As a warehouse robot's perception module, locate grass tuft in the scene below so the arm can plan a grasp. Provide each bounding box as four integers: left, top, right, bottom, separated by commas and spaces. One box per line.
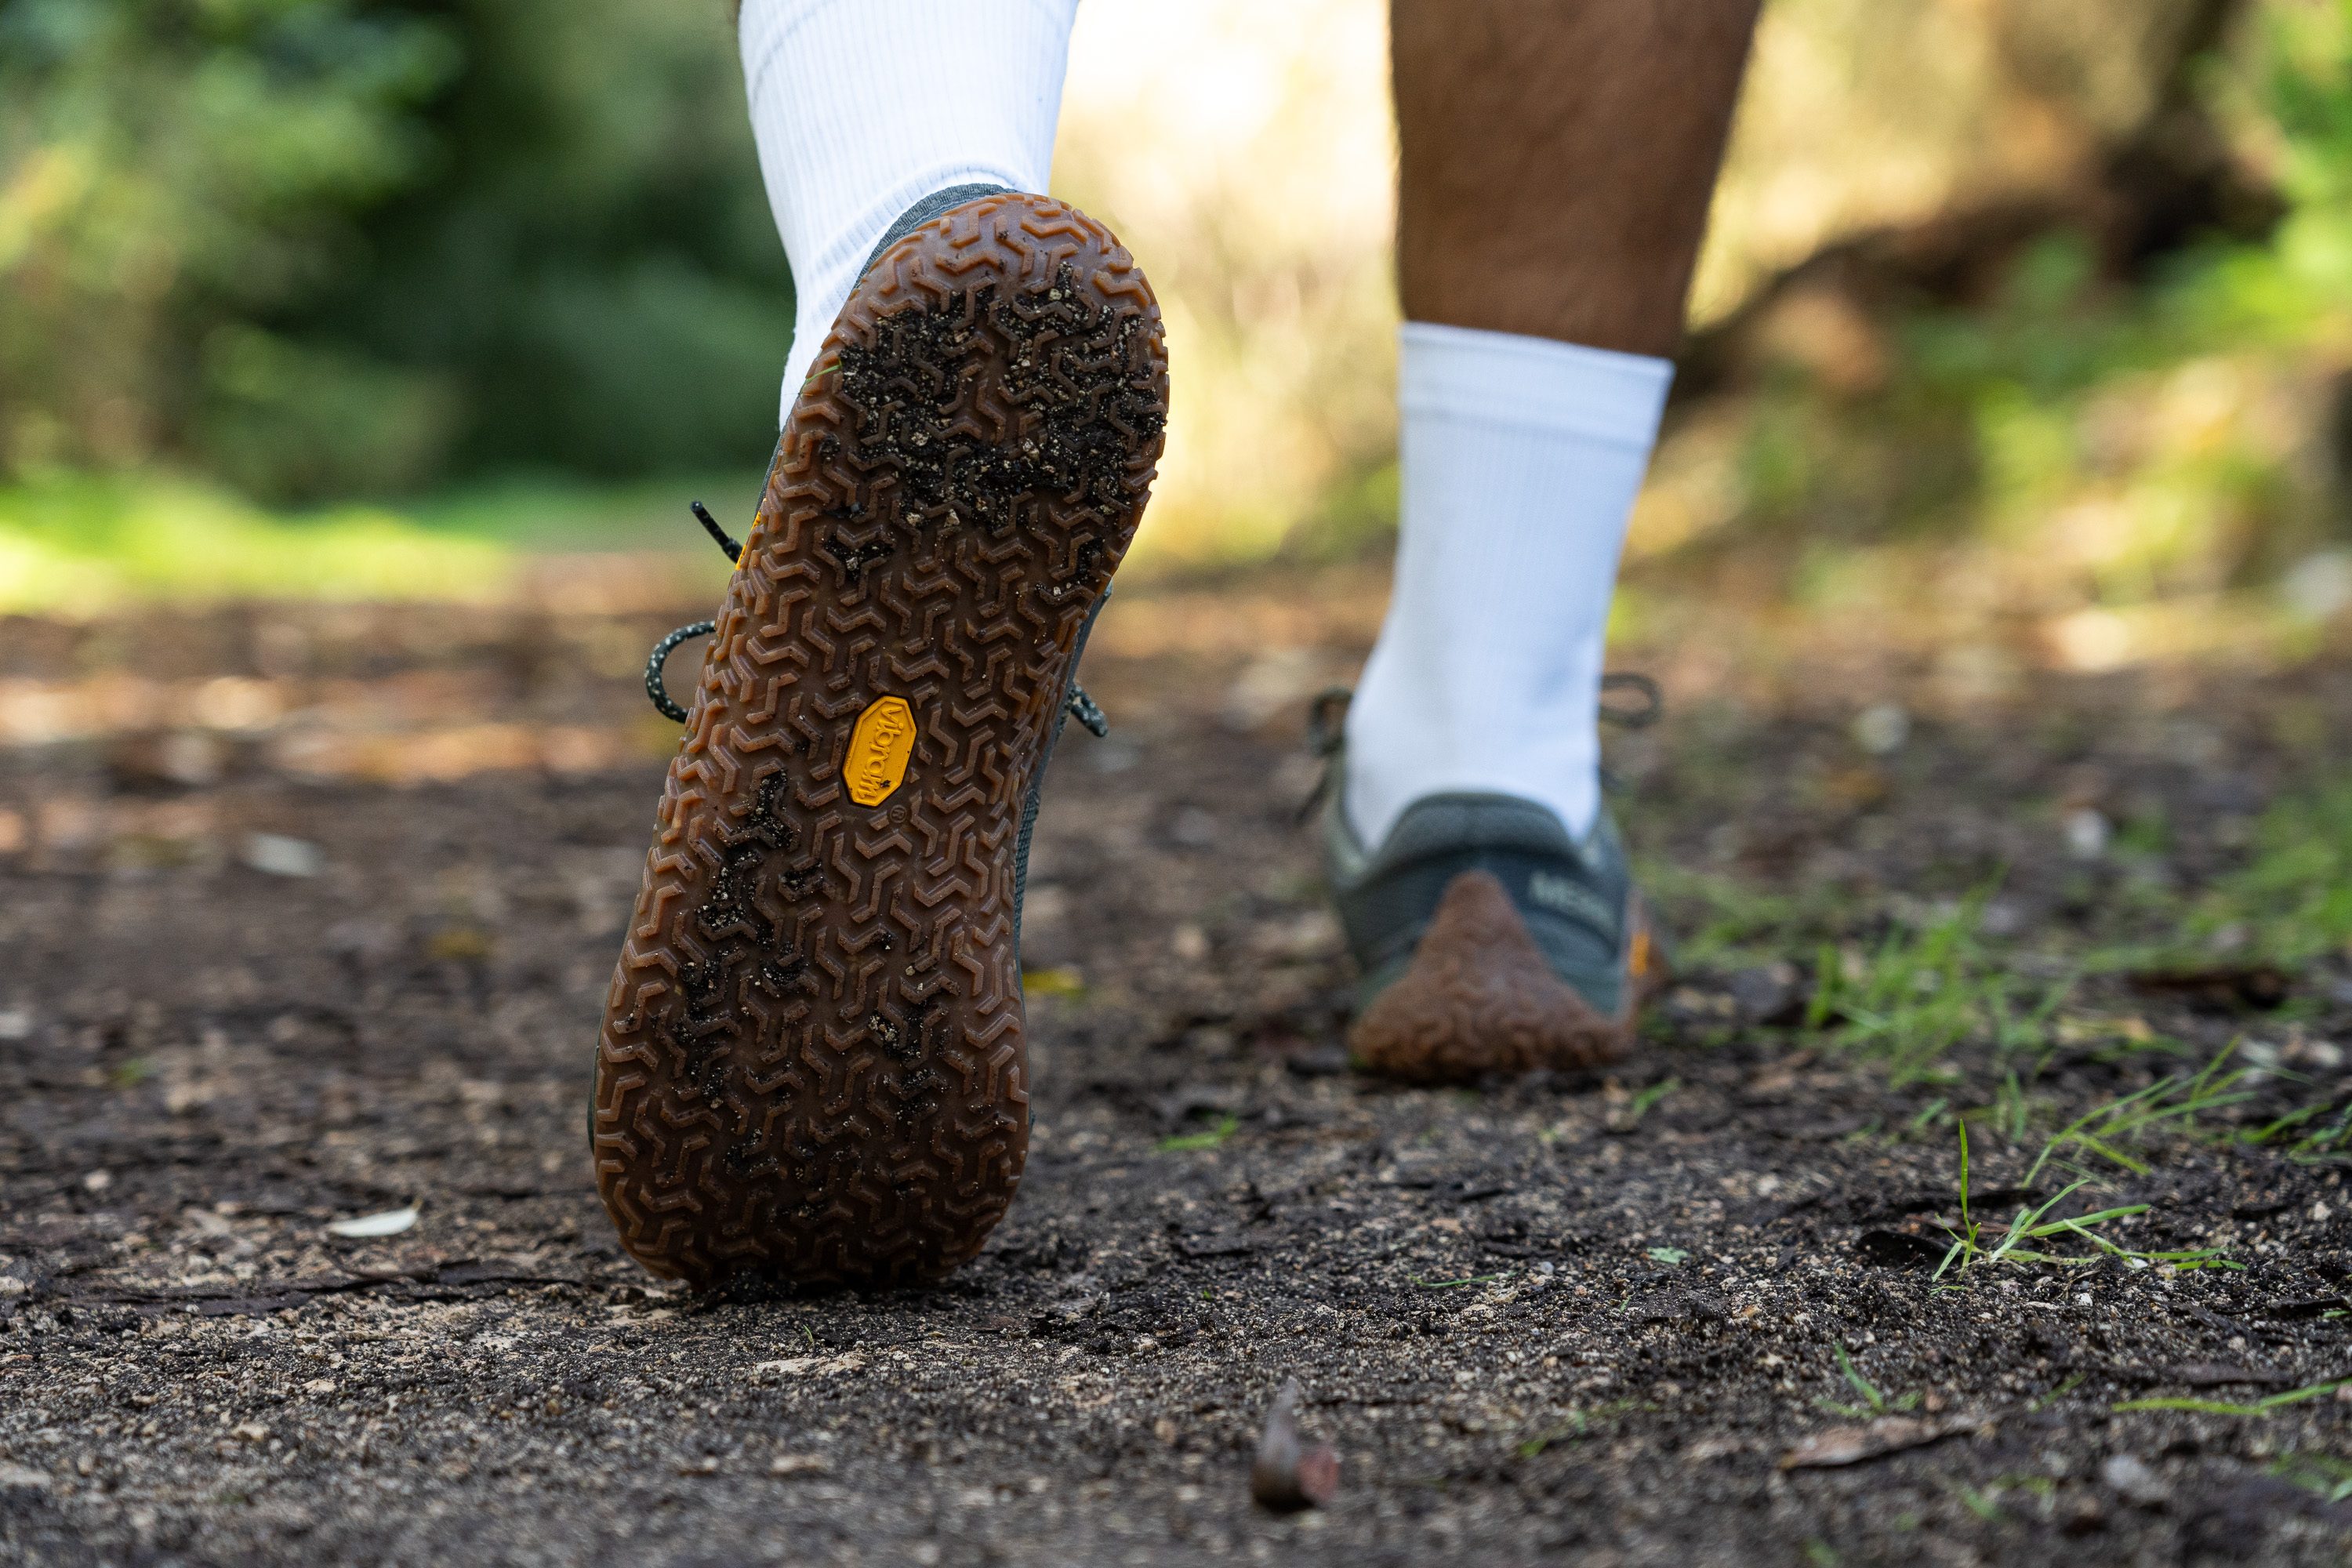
1815, 1343, 1921, 1418
1933, 1116, 2239, 1279
2271, 1453, 2352, 1503
1155, 1115, 1239, 1153
1802, 890, 2072, 1086
1410, 1272, 1508, 1290
1625, 1077, 1682, 1123
1515, 1399, 1639, 1458
2026, 1046, 2257, 1184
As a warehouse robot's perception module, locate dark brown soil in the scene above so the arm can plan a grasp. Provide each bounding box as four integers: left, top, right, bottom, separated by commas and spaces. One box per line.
3, 579, 2350, 1566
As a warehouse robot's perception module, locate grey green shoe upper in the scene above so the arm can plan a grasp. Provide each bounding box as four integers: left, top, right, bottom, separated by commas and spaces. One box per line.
858, 182, 1009, 275
1322, 771, 1639, 1019
1013, 584, 1109, 958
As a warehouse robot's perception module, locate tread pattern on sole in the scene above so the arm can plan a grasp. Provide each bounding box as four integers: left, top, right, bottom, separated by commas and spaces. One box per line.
593, 194, 1167, 1288
1348, 869, 1635, 1083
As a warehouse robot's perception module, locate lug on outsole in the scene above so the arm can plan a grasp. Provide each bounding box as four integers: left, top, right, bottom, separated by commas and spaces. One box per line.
593, 194, 1167, 1290
1347, 870, 1636, 1084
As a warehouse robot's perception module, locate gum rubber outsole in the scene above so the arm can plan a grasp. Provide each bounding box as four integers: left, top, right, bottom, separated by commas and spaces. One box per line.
592, 194, 1167, 1290
1345, 870, 1650, 1083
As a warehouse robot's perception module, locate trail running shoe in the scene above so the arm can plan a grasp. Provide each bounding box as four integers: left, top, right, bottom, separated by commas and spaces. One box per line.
1320, 767, 1660, 1083
593, 189, 1167, 1289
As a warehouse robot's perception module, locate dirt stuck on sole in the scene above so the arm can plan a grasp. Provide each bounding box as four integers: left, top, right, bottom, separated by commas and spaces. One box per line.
592, 192, 1168, 1289
1347, 868, 1635, 1081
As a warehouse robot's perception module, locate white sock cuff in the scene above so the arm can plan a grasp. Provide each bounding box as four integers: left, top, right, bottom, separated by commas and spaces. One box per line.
740, 0, 1079, 115
806, 163, 1027, 282
1398, 321, 1674, 450
741, 0, 1077, 422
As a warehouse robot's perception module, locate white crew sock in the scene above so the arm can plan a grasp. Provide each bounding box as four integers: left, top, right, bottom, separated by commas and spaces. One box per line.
1344, 321, 1674, 849
738, 0, 1078, 423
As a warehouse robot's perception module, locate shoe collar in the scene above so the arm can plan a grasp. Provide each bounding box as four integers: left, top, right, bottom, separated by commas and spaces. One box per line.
1321, 757, 1619, 887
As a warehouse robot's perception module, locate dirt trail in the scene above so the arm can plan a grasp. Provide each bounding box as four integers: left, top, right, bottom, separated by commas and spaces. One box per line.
2, 583, 2350, 1565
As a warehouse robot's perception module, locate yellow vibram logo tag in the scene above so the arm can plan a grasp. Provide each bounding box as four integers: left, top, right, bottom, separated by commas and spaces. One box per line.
845, 695, 916, 806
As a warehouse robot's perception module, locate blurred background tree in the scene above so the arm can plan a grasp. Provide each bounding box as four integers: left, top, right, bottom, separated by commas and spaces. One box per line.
1631, 0, 2352, 643
0, 0, 2347, 639
0, 0, 789, 503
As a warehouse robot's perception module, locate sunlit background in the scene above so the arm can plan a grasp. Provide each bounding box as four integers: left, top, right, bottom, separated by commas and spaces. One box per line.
3, 0, 2349, 670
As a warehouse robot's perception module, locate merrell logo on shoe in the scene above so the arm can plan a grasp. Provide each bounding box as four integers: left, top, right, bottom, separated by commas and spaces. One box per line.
845, 696, 916, 806
1527, 869, 1613, 931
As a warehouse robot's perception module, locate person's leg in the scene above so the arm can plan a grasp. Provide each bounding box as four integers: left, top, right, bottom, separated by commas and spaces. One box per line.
738, 0, 1079, 419
1332, 0, 1759, 1081
1344, 0, 1760, 851
1393, 0, 1761, 357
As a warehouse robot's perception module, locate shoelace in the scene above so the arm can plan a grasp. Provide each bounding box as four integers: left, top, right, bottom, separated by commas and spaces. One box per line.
1295, 673, 1664, 822
642, 502, 1108, 737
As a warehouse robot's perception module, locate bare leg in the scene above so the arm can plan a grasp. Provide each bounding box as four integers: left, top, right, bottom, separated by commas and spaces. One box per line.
1392, 0, 1761, 355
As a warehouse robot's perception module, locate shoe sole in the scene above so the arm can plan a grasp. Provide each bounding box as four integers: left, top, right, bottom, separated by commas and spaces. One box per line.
1346, 869, 1652, 1083
592, 193, 1167, 1289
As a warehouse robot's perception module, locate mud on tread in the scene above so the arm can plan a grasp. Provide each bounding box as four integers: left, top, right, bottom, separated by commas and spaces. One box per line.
1346, 871, 1635, 1085
593, 194, 1167, 1289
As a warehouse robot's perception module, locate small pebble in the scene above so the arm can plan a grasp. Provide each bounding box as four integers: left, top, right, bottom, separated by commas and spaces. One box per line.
242, 833, 323, 879
2102, 1453, 2167, 1506
1852, 702, 1909, 756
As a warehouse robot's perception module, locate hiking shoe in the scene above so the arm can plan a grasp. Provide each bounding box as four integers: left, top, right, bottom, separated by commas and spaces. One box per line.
1321, 772, 1660, 1083
593, 189, 1167, 1290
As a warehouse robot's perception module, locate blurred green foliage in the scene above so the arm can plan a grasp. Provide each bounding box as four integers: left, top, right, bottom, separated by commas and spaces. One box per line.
1651, 0, 2352, 612
2190, 777, 2352, 964
0, 465, 768, 609
2, 0, 2348, 608
0, 0, 791, 502
0, 469, 510, 602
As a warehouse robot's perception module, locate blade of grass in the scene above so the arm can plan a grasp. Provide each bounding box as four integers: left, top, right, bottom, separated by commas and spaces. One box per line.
2114, 1377, 2351, 1416
1832, 1343, 1887, 1416
1984, 1180, 2094, 1265
1156, 1114, 1238, 1152
1935, 1120, 1980, 1281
